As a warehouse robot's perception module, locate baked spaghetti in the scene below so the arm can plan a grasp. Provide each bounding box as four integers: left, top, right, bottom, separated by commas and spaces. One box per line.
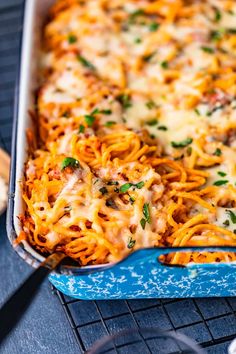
20, 0, 236, 266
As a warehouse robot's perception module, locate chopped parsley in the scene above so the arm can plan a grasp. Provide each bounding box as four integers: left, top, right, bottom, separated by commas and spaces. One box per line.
84, 107, 107, 126
77, 55, 95, 70
61, 157, 80, 170
68, 34, 77, 44
105, 121, 116, 127
136, 181, 145, 189
161, 60, 169, 69
213, 148, 222, 156
226, 210, 236, 224
134, 38, 142, 44
213, 180, 228, 186
214, 7, 221, 22
223, 220, 230, 227
143, 52, 156, 62
146, 118, 158, 126
140, 218, 146, 230
127, 236, 136, 249
217, 171, 227, 177
129, 9, 144, 19
210, 30, 223, 41
171, 138, 193, 149
100, 109, 112, 115
157, 125, 167, 131
85, 114, 95, 126
62, 111, 69, 118
194, 108, 200, 116
117, 94, 132, 109
201, 46, 214, 54
146, 100, 157, 109
129, 196, 135, 204
107, 181, 119, 186
143, 203, 151, 224
99, 187, 108, 195
149, 22, 159, 32
78, 124, 85, 133
227, 28, 236, 34
120, 181, 145, 193
120, 183, 133, 193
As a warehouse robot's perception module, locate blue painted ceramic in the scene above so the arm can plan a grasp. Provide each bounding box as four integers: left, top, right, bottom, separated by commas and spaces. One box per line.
48, 247, 236, 299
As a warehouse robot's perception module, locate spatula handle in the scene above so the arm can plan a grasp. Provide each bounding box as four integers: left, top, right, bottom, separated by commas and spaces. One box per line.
0, 252, 65, 345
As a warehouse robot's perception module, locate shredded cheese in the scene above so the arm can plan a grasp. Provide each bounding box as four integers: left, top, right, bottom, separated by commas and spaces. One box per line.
20, 0, 236, 266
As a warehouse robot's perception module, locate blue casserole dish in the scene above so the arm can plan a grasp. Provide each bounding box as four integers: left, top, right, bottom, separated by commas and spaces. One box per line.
7, 0, 236, 300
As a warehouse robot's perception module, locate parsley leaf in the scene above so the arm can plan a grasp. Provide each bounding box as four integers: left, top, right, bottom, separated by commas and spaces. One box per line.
78, 124, 85, 133
157, 125, 167, 131
146, 118, 158, 126
77, 55, 95, 70
105, 121, 116, 127
99, 187, 108, 195
146, 100, 157, 109
134, 37, 142, 44
213, 148, 222, 156
171, 138, 193, 148
85, 114, 95, 126
120, 183, 133, 193
143, 52, 156, 62
143, 203, 151, 223
217, 171, 227, 177
201, 46, 214, 54
149, 22, 159, 32
61, 157, 80, 170
223, 220, 230, 226
226, 210, 236, 223
101, 109, 112, 115
161, 60, 169, 69
117, 94, 132, 109
68, 34, 77, 44
213, 180, 228, 186
127, 236, 136, 249
140, 218, 146, 230
135, 181, 145, 189
214, 7, 221, 22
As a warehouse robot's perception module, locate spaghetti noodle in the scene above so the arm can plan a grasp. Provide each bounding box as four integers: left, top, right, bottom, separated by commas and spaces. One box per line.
20, 0, 236, 265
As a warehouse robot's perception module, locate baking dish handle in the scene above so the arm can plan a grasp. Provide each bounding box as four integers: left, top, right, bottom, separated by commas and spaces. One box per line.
119, 246, 236, 270
60, 246, 236, 275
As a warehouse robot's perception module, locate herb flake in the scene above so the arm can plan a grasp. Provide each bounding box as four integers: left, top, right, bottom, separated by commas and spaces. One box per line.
171, 138, 193, 149
146, 118, 158, 126
143, 203, 151, 223
85, 114, 95, 126
140, 218, 146, 230
217, 171, 227, 177
78, 124, 85, 133
127, 236, 136, 249
68, 34, 77, 44
149, 22, 159, 32
99, 187, 108, 195
213, 180, 228, 186
201, 46, 214, 54
214, 148, 222, 156
226, 210, 236, 224
61, 157, 80, 170
77, 55, 95, 70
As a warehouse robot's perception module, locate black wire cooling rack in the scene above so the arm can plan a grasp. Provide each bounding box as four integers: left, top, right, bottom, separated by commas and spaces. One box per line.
0, 1, 236, 353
